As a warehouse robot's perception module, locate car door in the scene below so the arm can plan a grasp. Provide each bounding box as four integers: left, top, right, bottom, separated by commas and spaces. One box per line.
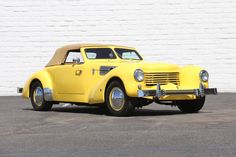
50, 49, 86, 96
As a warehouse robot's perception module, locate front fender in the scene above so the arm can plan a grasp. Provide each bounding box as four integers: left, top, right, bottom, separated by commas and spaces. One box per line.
22, 70, 53, 99
179, 65, 209, 89
88, 66, 139, 104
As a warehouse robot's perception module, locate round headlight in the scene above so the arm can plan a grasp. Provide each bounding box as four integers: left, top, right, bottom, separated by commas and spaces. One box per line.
134, 69, 144, 82
200, 70, 209, 82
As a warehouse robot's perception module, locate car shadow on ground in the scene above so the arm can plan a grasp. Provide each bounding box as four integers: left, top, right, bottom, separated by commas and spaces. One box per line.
133, 109, 184, 116
23, 106, 206, 116
48, 106, 185, 116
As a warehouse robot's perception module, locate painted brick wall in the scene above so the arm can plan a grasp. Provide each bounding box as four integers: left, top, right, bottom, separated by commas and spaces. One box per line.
0, 0, 236, 96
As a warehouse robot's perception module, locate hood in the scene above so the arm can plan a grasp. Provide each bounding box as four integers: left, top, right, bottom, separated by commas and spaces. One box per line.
119, 60, 180, 72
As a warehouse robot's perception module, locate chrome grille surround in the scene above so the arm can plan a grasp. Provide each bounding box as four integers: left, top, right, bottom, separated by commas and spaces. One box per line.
144, 72, 180, 86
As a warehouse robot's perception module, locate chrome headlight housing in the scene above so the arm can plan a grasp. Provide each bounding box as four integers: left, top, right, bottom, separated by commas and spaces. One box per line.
200, 70, 209, 82
134, 69, 144, 82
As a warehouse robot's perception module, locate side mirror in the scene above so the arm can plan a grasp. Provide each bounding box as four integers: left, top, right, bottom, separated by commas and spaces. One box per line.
72, 57, 80, 64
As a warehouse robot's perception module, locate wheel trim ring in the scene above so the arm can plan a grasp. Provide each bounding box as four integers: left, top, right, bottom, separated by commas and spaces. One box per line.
33, 87, 44, 106
109, 87, 125, 111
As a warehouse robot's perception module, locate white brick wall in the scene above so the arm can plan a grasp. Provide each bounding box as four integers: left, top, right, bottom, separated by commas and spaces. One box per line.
1, 0, 236, 95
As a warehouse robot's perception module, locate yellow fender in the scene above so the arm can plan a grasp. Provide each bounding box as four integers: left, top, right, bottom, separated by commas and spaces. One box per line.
179, 65, 209, 89
88, 65, 139, 104
22, 70, 53, 99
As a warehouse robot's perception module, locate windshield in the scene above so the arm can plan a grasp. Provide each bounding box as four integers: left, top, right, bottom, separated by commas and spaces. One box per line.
115, 48, 142, 60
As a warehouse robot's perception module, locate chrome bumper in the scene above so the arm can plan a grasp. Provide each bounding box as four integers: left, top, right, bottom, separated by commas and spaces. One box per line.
17, 87, 23, 93
16, 87, 53, 101
138, 83, 217, 98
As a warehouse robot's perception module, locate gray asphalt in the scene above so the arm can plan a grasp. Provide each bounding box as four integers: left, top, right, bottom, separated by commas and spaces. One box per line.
0, 93, 236, 157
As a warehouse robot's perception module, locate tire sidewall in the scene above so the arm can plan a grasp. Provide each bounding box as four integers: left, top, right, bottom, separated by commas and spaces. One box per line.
177, 97, 205, 113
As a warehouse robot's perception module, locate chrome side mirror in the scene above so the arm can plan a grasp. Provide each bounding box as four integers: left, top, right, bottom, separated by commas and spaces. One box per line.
72, 57, 80, 64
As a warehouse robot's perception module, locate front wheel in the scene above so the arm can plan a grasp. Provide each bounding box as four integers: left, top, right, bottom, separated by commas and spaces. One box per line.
105, 81, 134, 116
30, 81, 53, 111
177, 97, 205, 113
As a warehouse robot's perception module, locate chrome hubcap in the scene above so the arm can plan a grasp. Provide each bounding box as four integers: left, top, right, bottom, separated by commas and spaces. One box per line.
109, 87, 125, 111
33, 87, 43, 106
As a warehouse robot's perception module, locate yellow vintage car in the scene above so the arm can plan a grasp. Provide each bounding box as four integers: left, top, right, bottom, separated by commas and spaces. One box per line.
18, 44, 217, 116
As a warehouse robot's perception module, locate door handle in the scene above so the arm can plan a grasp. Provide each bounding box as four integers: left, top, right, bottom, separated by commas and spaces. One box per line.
75, 70, 82, 76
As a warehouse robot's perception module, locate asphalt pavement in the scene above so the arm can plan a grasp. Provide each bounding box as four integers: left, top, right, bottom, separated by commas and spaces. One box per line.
0, 93, 236, 157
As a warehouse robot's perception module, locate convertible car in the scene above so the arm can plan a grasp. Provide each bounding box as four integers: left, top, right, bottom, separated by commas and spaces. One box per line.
18, 44, 217, 116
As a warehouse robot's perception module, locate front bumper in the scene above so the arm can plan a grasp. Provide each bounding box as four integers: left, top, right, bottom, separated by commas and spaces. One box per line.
138, 83, 217, 98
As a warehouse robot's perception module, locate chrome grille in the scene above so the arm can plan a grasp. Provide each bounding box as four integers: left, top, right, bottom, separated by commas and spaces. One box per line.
144, 72, 180, 86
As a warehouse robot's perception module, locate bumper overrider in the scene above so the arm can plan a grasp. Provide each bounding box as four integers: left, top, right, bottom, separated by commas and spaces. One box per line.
17, 87, 23, 93
138, 83, 217, 98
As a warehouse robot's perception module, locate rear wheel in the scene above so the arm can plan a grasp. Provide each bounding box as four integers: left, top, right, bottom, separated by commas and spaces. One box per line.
177, 97, 205, 113
105, 81, 134, 116
30, 81, 53, 111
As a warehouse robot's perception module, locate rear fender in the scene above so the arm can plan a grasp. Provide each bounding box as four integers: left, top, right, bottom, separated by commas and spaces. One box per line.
22, 70, 53, 100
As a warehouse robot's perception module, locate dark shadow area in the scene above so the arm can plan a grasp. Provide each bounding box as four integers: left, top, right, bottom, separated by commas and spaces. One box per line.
49, 106, 186, 117
133, 108, 183, 116
22, 106, 106, 115
22, 106, 210, 117
52, 106, 107, 115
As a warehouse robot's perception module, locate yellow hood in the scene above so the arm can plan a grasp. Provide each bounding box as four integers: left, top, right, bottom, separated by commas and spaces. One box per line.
119, 61, 180, 72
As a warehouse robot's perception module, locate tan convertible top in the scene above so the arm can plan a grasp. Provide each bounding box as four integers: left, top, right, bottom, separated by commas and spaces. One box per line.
47, 44, 107, 67
46, 43, 135, 67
